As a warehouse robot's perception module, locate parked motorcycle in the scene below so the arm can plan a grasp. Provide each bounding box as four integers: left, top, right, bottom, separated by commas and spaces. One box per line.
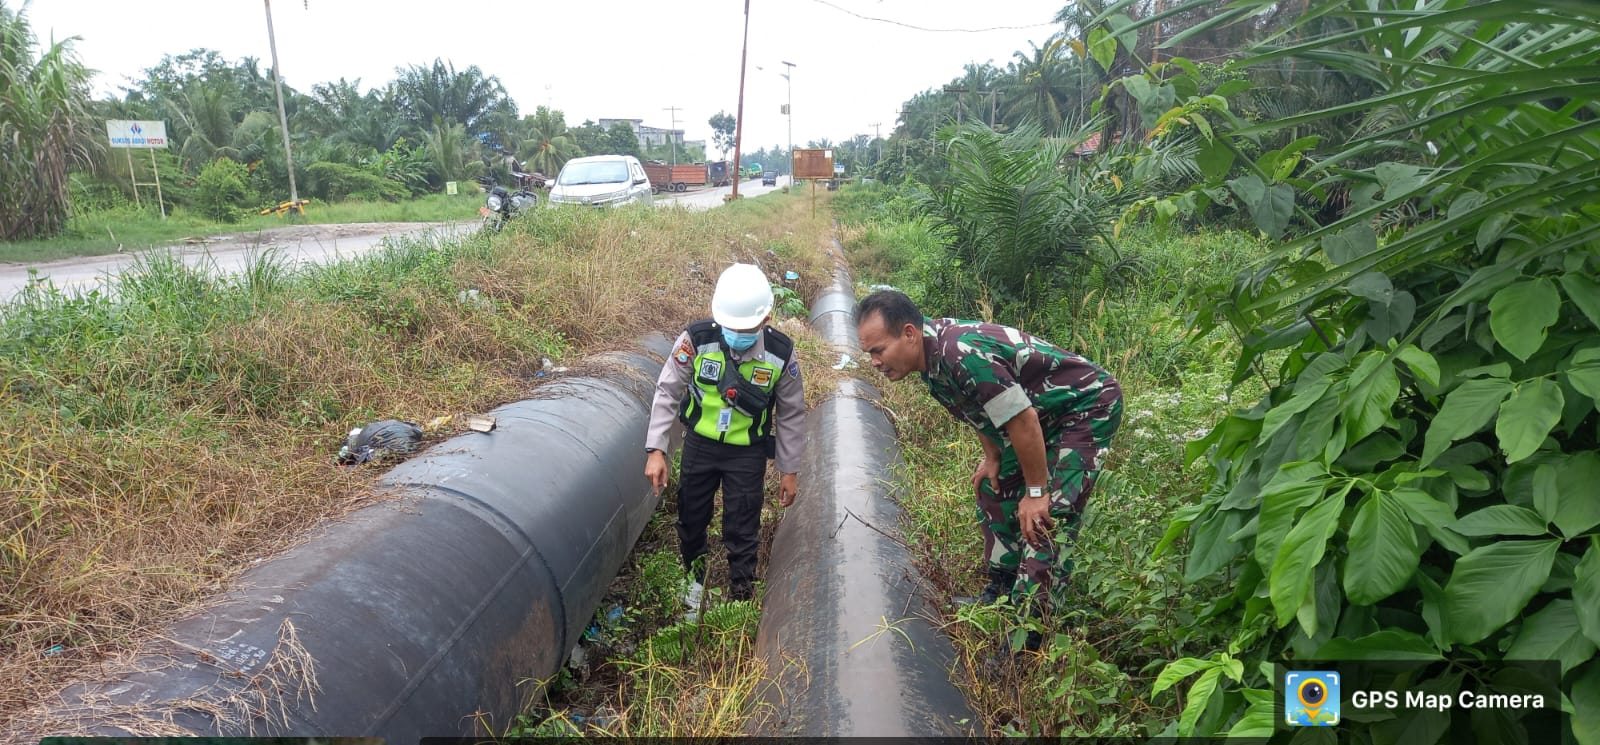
478, 175, 540, 232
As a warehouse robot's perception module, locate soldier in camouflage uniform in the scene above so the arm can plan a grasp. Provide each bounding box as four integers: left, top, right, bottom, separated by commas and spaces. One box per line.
855, 290, 1122, 652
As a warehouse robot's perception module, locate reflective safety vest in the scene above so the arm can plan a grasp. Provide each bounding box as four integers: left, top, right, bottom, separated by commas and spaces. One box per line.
677, 318, 794, 447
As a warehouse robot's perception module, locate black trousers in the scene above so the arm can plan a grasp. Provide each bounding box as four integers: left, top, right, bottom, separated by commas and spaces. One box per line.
677, 432, 768, 596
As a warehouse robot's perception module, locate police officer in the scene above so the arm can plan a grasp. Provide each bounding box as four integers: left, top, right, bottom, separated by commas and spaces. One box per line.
855, 290, 1122, 653
645, 263, 806, 618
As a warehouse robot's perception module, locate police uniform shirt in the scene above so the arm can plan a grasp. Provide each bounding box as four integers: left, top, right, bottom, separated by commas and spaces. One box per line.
645, 329, 806, 474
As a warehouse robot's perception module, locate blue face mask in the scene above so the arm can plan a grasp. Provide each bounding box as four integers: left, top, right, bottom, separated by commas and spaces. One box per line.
722, 328, 761, 351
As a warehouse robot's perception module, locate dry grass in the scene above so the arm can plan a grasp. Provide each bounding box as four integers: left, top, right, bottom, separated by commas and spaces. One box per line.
0, 191, 838, 734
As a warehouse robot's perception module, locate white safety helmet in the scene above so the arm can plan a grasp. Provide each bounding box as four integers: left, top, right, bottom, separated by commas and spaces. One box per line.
711, 263, 774, 330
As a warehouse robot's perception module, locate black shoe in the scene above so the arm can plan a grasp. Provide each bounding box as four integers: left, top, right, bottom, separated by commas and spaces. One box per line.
730, 582, 754, 602
977, 567, 1013, 605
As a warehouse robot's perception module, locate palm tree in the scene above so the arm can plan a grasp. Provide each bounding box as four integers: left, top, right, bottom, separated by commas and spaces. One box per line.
391, 59, 514, 141
0, 1, 96, 240
515, 106, 582, 175
1003, 35, 1080, 135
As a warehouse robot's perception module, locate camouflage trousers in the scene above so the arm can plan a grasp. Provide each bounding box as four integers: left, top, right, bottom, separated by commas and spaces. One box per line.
975, 400, 1122, 614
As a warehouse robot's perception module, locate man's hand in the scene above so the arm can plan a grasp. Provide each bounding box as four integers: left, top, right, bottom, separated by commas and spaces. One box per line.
1018, 496, 1055, 547
645, 450, 669, 494
779, 472, 799, 507
971, 454, 1001, 499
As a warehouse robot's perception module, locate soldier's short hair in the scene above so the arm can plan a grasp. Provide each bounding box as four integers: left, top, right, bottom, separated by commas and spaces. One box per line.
857, 290, 924, 333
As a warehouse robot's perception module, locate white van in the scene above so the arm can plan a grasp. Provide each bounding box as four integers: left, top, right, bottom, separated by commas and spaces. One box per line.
548, 155, 654, 208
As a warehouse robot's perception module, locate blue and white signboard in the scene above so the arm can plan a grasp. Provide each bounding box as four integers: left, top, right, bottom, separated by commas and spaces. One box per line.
105, 120, 168, 149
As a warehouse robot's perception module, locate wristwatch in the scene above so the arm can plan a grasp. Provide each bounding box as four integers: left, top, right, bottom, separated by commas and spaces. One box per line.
1025, 486, 1045, 499
645, 447, 662, 455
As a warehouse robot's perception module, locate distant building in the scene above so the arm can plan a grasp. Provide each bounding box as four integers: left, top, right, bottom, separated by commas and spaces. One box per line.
598, 118, 687, 149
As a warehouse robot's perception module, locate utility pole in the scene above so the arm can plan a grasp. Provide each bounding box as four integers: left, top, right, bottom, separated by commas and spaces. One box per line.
782, 61, 796, 177
897, 109, 911, 161
263, 0, 300, 214
870, 121, 881, 164
732, 0, 751, 199
663, 106, 681, 166
943, 85, 968, 124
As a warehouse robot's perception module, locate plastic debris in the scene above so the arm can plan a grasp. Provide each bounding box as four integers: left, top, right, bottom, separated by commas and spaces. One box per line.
337, 419, 424, 465
467, 414, 496, 433
832, 353, 859, 370
868, 284, 900, 292
43, 645, 63, 657
784, 270, 799, 281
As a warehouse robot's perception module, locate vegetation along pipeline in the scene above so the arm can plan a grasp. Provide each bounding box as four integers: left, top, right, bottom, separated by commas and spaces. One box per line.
749, 247, 977, 736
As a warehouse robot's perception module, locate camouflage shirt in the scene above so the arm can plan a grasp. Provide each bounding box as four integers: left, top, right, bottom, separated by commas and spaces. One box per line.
920, 318, 1120, 445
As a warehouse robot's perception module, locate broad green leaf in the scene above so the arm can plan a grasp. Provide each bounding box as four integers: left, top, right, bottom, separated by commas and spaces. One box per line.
1196, 139, 1234, 181
1533, 464, 1560, 526
1348, 272, 1395, 306
1448, 505, 1550, 537
1314, 629, 1441, 661
1395, 345, 1440, 388
1214, 79, 1253, 98
1374, 161, 1425, 199
1576, 545, 1600, 648
1225, 688, 1275, 737
1366, 290, 1416, 345
1259, 379, 1332, 444
1345, 491, 1422, 605
1177, 667, 1222, 737
1227, 174, 1266, 212
1506, 599, 1596, 676
1344, 356, 1401, 445
1253, 183, 1295, 239
1422, 378, 1510, 466
1271, 494, 1344, 630
1154, 502, 1205, 558
1561, 272, 1600, 331
1553, 453, 1600, 538
1323, 223, 1377, 265
1443, 539, 1561, 645
1254, 462, 1329, 569
1088, 28, 1117, 72
1153, 656, 1218, 695
1495, 379, 1564, 463
1567, 346, 1600, 402
1573, 662, 1600, 745
1488, 279, 1560, 362
1476, 212, 1511, 251
1185, 507, 1246, 583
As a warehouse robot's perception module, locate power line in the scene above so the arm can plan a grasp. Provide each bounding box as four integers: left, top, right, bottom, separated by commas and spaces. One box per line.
808, 0, 1056, 33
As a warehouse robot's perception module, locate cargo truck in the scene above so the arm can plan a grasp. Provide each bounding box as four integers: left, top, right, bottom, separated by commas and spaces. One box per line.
643, 161, 710, 193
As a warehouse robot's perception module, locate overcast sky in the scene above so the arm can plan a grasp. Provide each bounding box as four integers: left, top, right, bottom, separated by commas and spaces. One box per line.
22, 0, 1064, 155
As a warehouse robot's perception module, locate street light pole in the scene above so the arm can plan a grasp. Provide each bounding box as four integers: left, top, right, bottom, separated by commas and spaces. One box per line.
781, 60, 795, 177
731, 0, 751, 199
263, 0, 300, 214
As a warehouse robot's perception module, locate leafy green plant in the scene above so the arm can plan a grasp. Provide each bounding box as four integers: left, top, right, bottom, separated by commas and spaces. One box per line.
1087, 1, 1600, 740
192, 157, 253, 223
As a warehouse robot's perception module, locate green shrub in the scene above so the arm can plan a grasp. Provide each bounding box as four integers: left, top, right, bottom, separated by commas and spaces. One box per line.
193, 158, 253, 223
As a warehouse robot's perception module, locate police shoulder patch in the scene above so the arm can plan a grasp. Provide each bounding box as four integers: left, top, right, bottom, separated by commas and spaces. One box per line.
786, 360, 801, 379
673, 339, 693, 366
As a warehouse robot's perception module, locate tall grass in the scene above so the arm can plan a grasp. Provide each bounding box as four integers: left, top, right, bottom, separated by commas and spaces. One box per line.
838, 185, 1270, 736
0, 189, 836, 731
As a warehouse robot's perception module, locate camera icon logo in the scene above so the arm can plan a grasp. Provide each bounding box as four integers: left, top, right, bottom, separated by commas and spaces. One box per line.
1284, 670, 1340, 726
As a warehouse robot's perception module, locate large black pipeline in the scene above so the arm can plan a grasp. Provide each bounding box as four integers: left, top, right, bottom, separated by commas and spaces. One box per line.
749, 253, 977, 736
16, 339, 675, 741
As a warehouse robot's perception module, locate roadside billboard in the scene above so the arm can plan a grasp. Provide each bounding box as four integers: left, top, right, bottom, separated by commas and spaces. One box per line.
105, 120, 168, 149
792, 148, 835, 180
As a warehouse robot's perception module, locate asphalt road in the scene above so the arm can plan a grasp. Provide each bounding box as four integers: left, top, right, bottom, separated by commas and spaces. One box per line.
655, 174, 792, 210
0, 177, 794, 304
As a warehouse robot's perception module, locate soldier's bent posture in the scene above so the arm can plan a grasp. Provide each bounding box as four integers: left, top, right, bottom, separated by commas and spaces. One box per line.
855, 290, 1122, 653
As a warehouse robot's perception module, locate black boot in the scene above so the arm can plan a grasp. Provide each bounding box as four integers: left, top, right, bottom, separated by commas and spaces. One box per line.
978, 567, 1013, 605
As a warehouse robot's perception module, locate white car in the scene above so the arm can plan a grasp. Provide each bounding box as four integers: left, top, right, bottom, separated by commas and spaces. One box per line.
548, 155, 654, 208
